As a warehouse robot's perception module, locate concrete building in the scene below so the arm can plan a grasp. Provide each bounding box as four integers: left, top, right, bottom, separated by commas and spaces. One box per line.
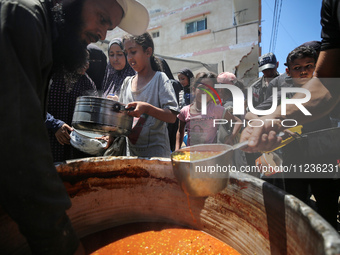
100, 0, 261, 86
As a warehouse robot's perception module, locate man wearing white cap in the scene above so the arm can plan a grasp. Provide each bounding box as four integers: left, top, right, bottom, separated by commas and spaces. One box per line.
0, 0, 148, 254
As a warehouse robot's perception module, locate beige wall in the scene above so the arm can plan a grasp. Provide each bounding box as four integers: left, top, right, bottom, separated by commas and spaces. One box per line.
100, 0, 261, 86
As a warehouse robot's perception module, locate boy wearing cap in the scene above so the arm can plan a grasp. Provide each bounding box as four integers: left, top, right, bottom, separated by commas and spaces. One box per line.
249, 52, 280, 108
0, 0, 149, 254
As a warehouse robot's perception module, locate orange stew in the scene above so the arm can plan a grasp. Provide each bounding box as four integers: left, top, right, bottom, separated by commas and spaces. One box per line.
82, 222, 240, 255
172, 151, 222, 161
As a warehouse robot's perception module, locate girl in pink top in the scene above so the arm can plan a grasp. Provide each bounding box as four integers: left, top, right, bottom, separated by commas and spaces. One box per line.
175, 72, 242, 150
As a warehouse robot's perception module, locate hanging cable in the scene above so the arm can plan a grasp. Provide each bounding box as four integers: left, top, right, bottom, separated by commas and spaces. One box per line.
273, 0, 283, 52
269, 0, 278, 52
269, 0, 282, 53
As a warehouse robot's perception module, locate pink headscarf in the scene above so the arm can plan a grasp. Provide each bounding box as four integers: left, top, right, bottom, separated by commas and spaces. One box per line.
217, 72, 236, 84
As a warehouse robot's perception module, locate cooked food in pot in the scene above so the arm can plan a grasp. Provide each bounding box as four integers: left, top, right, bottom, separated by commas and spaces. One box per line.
172, 150, 223, 161
83, 222, 241, 255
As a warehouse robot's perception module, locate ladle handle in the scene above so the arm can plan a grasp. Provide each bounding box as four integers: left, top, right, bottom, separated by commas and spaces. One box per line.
112, 103, 135, 112
125, 106, 135, 112
232, 140, 249, 151
232, 131, 285, 151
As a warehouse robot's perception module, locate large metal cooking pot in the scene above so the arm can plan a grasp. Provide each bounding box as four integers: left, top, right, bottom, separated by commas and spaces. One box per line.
72, 96, 133, 136
1, 157, 340, 254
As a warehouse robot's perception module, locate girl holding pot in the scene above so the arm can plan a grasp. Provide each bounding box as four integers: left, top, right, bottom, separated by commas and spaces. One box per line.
112, 32, 179, 157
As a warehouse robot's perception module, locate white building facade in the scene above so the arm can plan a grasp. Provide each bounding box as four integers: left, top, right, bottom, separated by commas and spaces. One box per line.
100, 0, 262, 86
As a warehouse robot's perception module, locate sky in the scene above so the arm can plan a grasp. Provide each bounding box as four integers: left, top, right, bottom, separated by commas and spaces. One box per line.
260, 0, 323, 74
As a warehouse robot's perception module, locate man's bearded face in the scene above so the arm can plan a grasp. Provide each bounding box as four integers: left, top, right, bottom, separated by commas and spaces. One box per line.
52, 0, 88, 77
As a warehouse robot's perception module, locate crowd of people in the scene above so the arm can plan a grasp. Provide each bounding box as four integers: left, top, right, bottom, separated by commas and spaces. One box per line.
47, 32, 340, 231
1, 0, 340, 253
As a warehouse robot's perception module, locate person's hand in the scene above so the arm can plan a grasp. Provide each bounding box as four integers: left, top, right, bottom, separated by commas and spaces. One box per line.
244, 111, 258, 121
107, 94, 119, 101
55, 124, 73, 145
125, 101, 150, 118
96, 135, 109, 142
240, 118, 283, 153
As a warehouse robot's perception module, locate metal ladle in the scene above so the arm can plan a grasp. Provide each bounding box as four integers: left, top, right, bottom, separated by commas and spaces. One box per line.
171, 132, 286, 197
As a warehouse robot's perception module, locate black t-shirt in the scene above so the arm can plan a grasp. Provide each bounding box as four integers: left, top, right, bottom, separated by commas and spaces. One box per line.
320, 0, 340, 118
321, 0, 340, 50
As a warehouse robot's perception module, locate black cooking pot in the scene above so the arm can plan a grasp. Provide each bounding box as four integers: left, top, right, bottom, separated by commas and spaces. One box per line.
72, 96, 134, 136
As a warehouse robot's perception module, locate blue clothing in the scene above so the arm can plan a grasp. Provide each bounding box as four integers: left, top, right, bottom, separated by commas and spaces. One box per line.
46, 112, 65, 132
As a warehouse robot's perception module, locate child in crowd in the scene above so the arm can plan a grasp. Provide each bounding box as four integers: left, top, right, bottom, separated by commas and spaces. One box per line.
177, 68, 194, 108
175, 72, 242, 150
116, 32, 179, 157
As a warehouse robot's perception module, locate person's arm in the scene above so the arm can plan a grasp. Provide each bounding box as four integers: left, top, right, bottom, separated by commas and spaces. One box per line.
278, 50, 340, 123
245, 111, 259, 121
45, 112, 65, 132
254, 94, 277, 113
125, 74, 179, 123
175, 119, 186, 151
45, 113, 73, 145
125, 101, 177, 123
55, 124, 73, 145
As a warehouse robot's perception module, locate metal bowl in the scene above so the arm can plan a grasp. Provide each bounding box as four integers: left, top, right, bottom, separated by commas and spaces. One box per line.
171, 144, 233, 197
72, 96, 133, 136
